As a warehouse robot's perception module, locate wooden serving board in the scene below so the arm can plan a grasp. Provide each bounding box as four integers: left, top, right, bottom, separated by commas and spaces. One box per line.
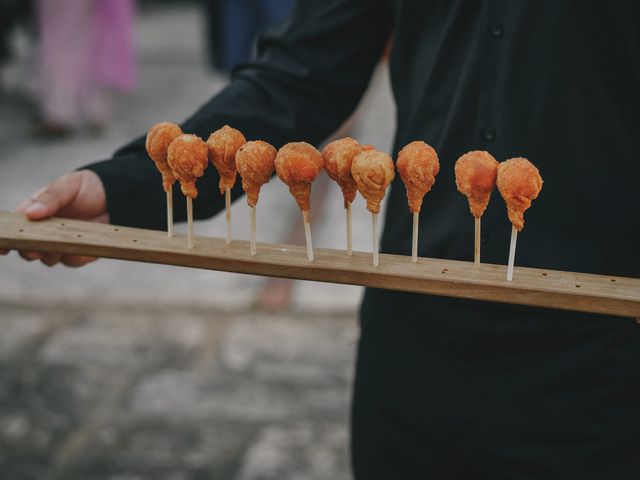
1, 211, 638, 318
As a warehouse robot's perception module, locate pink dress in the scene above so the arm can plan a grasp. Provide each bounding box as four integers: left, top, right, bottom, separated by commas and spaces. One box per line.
37, 0, 136, 127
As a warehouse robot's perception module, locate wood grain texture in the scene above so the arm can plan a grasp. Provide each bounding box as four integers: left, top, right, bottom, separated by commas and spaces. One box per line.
1, 211, 639, 318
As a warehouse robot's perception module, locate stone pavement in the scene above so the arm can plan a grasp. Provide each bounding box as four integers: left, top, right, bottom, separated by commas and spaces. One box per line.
0, 4, 395, 479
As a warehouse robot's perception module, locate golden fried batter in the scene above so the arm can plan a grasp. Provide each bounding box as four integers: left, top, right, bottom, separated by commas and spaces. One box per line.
207, 125, 246, 194
351, 149, 395, 214
146, 122, 183, 191
455, 150, 499, 218
275, 142, 323, 212
497, 157, 543, 231
396, 141, 439, 213
321, 137, 371, 208
167, 134, 209, 199
235, 140, 277, 207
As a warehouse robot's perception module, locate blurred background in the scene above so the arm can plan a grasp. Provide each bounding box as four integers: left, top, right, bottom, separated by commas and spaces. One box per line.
0, 0, 394, 478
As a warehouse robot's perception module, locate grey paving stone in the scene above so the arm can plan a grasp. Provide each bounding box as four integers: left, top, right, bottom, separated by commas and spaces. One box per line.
221, 314, 357, 384
129, 370, 292, 422
0, 361, 104, 478
59, 420, 254, 480
0, 307, 49, 359
128, 368, 351, 424
236, 423, 350, 480
40, 310, 212, 369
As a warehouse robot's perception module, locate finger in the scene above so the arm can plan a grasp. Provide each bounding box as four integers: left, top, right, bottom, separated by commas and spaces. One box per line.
19, 251, 44, 261
15, 196, 36, 213
21, 173, 82, 220
40, 253, 63, 267
60, 255, 97, 267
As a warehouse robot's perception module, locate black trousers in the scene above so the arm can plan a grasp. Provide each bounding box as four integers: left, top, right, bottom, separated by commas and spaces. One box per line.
352, 289, 640, 479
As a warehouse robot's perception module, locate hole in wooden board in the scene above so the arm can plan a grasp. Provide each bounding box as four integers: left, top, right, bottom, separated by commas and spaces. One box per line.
132, 239, 138, 243
76, 234, 82, 238
541, 272, 547, 277
441, 268, 448, 274
610, 279, 616, 283
114, 228, 119, 232
19, 229, 24, 232
575, 284, 581, 288
60, 223, 66, 226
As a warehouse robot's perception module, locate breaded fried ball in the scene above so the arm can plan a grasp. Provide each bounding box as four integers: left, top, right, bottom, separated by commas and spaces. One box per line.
497, 157, 543, 231
235, 140, 277, 207
146, 122, 183, 191
167, 134, 209, 199
207, 125, 246, 194
455, 150, 499, 218
396, 141, 440, 213
351, 149, 395, 214
274, 142, 324, 212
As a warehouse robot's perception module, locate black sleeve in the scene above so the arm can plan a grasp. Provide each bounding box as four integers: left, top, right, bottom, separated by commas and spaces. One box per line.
85, 0, 393, 229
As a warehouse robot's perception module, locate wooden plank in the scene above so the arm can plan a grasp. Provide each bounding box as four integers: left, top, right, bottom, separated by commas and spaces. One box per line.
0, 210, 638, 318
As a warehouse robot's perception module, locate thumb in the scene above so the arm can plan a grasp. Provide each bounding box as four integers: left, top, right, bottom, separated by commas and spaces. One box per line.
18, 173, 83, 220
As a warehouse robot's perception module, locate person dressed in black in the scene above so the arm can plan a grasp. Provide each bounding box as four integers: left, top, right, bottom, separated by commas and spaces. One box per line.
5, 1, 640, 477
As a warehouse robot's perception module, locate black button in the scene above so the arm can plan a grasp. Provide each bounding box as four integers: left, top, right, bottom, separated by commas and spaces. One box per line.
483, 127, 496, 141
491, 24, 503, 37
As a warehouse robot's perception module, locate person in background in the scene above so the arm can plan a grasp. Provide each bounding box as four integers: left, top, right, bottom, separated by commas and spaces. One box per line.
0, 0, 31, 82
34, 0, 136, 137
207, 0, 293, 72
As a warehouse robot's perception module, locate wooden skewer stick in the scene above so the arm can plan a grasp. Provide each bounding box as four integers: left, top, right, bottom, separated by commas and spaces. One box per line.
474, 217, 481, 265
250, 205, 257, 257
507, 225, 517, 281
411, 212, 419, 263
187, 197, 194, 250
372, 212, 379, 267
166, 187, 174, 238
225, 187, 232, 244
303, 210, 314, 261
346, 202, 353, 256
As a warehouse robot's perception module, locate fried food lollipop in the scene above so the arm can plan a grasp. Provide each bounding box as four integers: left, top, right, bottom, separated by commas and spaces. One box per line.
322, 137, 371, 255
146, 122, 183, 237
455, 150, 499, 264
235, 140, 277, 256
167, 134, 209, 249
396, 141, 440, 262
351, 149, 395, 267
496, 157, 543, 280
275, 142, 324, 261
207, 125, 247, 244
